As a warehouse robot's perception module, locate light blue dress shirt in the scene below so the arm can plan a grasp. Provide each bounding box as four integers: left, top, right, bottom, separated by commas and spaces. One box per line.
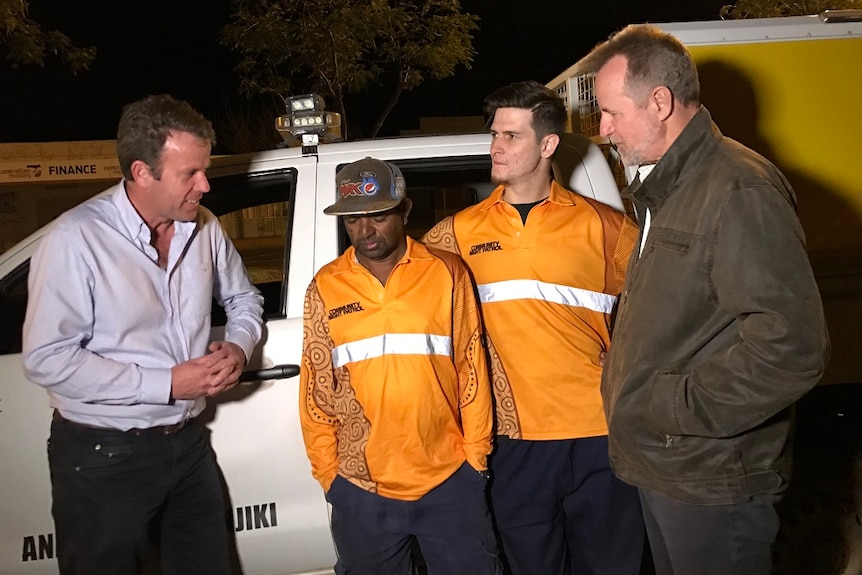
22, 182, 264, 430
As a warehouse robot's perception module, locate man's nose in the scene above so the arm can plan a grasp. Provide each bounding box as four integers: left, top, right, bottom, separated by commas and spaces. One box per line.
355, 218, 375, 237
599, 113, 613, 138
196, 172, 211, 194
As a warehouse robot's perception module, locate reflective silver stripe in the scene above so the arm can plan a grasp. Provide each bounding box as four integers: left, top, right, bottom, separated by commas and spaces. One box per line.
332, 333, 452, 369
477, 279, 617, 314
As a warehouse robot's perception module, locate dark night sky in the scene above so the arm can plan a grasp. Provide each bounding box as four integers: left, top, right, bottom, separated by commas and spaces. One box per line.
1, 0, 728, 146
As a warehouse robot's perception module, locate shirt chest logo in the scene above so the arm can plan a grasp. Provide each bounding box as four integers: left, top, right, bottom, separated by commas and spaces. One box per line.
328, 301, 365, 320
468, 241, 503, 256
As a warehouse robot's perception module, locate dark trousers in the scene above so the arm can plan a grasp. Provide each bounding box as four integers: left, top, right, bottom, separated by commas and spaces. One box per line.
489, 435, 644, 575
328, 461, 502, 575
48, 414, 231, 575
639, 488, 780, 575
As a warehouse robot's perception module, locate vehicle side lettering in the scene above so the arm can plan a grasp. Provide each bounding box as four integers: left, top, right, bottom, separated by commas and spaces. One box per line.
21, 533, 54, 562
234, 502, 278, 532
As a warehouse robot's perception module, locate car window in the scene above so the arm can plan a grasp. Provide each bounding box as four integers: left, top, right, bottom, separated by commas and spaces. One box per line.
0, 260, 28, 355
336, 156, 493, 252
202, 168, 297, 325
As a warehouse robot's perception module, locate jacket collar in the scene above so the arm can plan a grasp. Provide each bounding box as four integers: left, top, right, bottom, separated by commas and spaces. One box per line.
630, 107, 722, 212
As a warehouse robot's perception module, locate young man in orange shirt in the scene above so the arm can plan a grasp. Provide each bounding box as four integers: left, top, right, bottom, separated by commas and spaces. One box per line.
299, 157, 501, 575
423, 81, 643, 575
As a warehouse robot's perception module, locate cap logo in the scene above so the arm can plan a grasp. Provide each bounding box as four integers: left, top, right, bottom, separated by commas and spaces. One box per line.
338, 182, 364, 198
359, 171, 380, 196
338, 171, 382, 199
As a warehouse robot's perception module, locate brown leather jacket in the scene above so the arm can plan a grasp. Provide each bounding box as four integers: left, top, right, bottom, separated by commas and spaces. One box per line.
602, 108, 830, 504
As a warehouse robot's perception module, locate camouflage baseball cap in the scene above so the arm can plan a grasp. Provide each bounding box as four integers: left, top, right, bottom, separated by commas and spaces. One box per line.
324, 157, 407, 216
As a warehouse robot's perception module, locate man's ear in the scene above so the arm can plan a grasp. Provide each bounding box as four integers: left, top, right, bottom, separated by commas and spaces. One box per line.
540, 133, 560, 159
652, 86, 674, 122
129, 160, 153, 185
401, 198, 413, 224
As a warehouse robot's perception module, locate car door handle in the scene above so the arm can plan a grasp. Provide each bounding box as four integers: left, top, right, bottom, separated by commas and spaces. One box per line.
239, 364, 300, 383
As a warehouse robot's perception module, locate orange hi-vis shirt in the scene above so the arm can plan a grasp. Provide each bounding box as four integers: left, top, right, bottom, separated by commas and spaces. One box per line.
299, 237, 493, 500
422, 181, 637, 441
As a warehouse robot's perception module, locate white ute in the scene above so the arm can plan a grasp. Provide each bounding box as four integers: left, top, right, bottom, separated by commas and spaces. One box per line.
0, 130, 623, 575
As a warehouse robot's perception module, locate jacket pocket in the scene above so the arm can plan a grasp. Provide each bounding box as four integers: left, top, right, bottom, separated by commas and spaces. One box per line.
645, 227, 698, 255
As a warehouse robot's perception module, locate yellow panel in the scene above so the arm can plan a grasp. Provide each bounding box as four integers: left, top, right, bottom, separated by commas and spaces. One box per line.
688, 39, 862, 256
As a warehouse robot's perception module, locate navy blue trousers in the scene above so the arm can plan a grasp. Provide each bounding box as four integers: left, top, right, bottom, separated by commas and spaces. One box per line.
327, 461, 502, 575
639, 488, 781, 575
489, 435, 644, 575
48, 415, 231, 575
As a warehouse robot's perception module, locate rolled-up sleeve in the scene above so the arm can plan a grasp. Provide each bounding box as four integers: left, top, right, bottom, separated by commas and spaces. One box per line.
213, 225, 264, 360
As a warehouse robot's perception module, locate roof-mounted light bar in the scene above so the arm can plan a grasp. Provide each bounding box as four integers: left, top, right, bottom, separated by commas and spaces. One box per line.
276, 93, 342, 149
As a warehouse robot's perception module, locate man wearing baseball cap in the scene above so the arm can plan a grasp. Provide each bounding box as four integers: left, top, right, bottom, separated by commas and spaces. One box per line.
299, 157, 502, 575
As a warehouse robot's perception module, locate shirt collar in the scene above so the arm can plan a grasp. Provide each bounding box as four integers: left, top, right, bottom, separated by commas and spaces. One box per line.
637, 163, 657, 181
333, 236, 432, 276
481, 180, 577, 210
111, 179, 198, 245
112, 181, 150, 242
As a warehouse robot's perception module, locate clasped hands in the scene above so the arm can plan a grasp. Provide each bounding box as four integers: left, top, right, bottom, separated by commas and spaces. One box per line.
171, 341, 247, 400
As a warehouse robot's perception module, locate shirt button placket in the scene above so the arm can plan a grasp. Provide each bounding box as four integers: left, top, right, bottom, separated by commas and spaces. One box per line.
511, 217, 523, 240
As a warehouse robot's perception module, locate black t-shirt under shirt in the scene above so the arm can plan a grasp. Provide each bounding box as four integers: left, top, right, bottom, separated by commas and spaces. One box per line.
511, 199, 544, 225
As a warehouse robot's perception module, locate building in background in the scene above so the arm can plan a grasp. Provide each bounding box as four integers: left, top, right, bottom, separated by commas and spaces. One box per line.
0, 140, 121, 253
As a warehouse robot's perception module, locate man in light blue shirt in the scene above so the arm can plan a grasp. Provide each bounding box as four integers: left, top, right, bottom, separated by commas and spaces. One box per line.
22, 94, 263, 575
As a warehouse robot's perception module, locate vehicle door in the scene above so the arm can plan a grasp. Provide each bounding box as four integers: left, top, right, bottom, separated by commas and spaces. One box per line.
0, 153, 338, 575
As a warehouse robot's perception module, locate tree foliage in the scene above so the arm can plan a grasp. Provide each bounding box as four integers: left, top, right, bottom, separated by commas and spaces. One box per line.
368, 0, 478, 137
214, 93, 285, 154
720, 0, 861, 18
0, 0, 95, 73
221, 0, 478, 139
